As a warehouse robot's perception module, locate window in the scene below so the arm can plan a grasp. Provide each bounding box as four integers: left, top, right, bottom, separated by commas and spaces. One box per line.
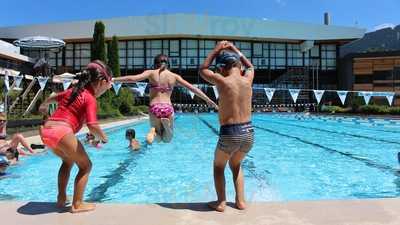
146, 40, 162, 68
126, 40, 145, 69
74, 43, 91, 70
252, 42, 269, 69
321, 44, 336, 70
199, 40, 215, 65
287, 44, 303, 67
181, 39, 198, 69
270, 43, 286, 69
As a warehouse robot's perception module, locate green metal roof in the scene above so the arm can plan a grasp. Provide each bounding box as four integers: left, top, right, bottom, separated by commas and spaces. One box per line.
0, 14, 365, 41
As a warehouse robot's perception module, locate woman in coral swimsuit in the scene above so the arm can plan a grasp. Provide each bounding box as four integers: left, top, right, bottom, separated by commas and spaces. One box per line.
39, 60, 112, 213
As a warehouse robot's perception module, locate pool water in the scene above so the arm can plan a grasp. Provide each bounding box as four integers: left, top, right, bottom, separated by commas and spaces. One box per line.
1, 113, 400, 203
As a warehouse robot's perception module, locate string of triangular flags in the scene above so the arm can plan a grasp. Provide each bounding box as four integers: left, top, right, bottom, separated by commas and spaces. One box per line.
0, 74, 396, 106
263, 88, 395, 106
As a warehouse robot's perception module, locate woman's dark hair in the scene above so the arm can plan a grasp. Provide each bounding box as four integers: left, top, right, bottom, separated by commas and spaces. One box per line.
153, 54, 169, 70
67, 60, 112, 106
125, 129, 136, 140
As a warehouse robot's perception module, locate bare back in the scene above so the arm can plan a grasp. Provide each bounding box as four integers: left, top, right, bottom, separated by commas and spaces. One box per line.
216, 69, 253, 125
147, 69, 178, 105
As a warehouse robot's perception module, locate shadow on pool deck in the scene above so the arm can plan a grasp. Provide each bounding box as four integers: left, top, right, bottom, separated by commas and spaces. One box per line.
17, 202, 69, 215
156, 202, 238, 212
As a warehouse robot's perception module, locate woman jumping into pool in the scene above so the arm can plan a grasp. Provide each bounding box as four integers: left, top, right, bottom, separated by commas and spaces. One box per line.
38, 60, 112, 213
113, 54, 218, 144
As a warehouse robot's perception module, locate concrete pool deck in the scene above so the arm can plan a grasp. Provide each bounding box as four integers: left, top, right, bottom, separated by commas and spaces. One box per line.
4, 115, 400, 224
1, 198, 400, 225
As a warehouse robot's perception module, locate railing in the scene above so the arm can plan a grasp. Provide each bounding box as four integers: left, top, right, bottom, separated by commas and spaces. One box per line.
23, 89, 43, 116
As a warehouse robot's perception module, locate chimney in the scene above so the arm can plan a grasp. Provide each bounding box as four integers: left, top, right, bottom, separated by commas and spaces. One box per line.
324, 12, 330, 25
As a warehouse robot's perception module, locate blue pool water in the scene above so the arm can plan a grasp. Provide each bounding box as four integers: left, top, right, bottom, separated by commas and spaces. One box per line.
1, 113, 400, 203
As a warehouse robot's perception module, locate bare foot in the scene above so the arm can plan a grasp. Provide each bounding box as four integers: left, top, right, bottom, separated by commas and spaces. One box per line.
146, 127, 156, 144
208, 201, 226, 212
235, 200, 246, 210
70, 202, 96, 213
56, 195, 67, 208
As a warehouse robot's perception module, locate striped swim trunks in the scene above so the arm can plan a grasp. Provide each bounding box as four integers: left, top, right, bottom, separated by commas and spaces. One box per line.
216, 121, 254, 154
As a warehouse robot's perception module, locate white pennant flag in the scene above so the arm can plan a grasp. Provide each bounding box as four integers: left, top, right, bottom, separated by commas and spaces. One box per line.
62, 79, 73, 90
313, 90, 325, 104
264, 88, 276, 102
14, 75, 23, 88
289, 89, 301, 103
37, 76, 49, 90
4, 74, 10, 92
360, 91, 372, 105
188, 89, 195, 99
212, 85, 219, 99
188, 84, 198, 99
336, 91, 348, 105
136, 82, 148, 96
112, 83, 122, 95
385, 92, 395, 106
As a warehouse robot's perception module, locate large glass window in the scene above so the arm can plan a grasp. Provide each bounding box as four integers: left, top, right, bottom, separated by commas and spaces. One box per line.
321, 44, 336, 70
199, 40, 216, 65
48, 50, 62, 69
73, 43, 90, 70
287, 44, 302, 67
252, 42, 269, 69
234, 41, 251, 58
146, 40, 162, 68
127, 40, 145, 69
118, 41, 127, 69
65, 43, 74, 68
270, 43, 286, 69
169, 40, 180, 68
181, 39, 198, 69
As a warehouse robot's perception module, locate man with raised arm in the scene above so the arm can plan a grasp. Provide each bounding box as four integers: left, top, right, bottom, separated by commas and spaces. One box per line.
199, 41, 255, 212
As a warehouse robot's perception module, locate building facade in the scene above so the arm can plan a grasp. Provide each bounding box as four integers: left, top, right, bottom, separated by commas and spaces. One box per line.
0, 14, 365, 104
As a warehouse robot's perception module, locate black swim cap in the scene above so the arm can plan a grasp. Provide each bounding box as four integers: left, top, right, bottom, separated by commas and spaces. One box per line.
216, 51, 240, 68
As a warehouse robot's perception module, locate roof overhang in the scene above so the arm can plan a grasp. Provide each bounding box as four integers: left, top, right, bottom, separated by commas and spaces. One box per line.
0, 14, 366, 42
0, 49, 34, 63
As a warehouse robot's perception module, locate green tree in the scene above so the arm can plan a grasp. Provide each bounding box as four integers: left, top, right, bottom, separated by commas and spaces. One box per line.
91, 21, 106, 62
107, 35, 120, 77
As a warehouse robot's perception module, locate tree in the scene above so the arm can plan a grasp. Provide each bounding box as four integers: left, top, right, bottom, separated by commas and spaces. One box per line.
107, 35, 121, 77
91, 21, 106, 62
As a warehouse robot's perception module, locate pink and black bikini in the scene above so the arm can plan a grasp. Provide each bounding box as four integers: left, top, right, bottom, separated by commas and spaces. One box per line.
148, 83, 174, 119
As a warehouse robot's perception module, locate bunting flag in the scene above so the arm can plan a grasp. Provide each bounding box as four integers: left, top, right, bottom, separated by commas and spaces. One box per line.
212, 86, 219, 99
289, 89, 301, 103
359, 91, 372, 105
264, 88, 276, 102
136, 82, 148, 96
4, 74, 10, 92
112, 83, 122, 95
62, 79, 73, 90
336, 91, 348, 105
385, 92, 395, 106
313, 90, 325, 104
188, 89, 195, 99
14, 75, 23, 88
37, 76, 49, 90
188, 84, 198, 99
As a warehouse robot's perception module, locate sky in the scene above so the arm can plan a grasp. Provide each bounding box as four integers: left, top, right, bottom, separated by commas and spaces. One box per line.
0, 0, 398, 31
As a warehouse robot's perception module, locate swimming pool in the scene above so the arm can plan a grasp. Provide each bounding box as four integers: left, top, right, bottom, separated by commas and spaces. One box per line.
1, 113, 400, 203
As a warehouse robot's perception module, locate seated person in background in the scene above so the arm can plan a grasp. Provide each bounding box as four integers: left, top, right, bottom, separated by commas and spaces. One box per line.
0, 113, 41, 156
126, 129, 140, 151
